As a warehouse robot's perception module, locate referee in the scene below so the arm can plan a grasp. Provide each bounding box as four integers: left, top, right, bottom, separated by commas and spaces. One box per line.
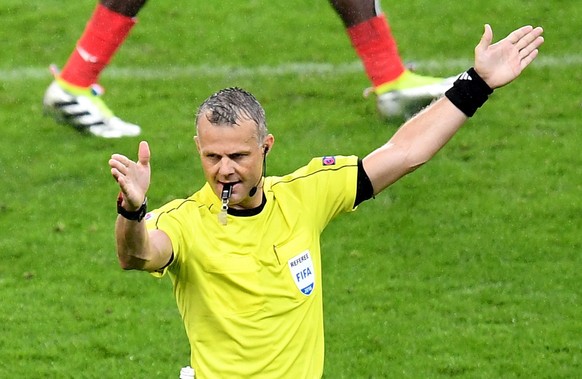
108, 24, 543, 378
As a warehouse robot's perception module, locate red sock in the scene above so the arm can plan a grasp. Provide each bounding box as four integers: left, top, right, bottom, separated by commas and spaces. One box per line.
347, 14, 406, 88
60, 3, 136, 88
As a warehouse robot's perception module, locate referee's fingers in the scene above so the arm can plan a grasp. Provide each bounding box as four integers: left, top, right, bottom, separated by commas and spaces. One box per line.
475, 24, 493, 54
138, 140, 151, 166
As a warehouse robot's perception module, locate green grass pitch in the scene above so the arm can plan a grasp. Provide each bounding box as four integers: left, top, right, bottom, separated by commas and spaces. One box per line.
0, 0, 581, 377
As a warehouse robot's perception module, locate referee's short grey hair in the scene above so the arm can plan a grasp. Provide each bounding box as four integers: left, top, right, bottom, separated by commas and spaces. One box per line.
196, 87, 268, 144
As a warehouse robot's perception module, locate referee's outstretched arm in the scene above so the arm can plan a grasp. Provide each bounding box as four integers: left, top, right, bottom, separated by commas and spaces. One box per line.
363, 24, 544, 195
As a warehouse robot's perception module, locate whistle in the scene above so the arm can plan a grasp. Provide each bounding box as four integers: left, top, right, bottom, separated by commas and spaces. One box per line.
218, 183, 233, 225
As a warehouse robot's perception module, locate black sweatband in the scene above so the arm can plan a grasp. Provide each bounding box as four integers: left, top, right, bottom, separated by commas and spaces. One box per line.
445, 67, 493, 117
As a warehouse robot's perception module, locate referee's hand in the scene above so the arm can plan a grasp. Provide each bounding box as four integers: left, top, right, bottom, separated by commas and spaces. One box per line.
109, 141, 151, 211
474, 24, 544, 90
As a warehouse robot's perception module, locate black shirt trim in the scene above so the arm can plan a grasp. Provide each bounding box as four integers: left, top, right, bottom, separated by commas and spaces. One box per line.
355, 159, 374, 207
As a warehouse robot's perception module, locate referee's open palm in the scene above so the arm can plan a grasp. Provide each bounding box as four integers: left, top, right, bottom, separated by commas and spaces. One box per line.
474, 24, 544, 89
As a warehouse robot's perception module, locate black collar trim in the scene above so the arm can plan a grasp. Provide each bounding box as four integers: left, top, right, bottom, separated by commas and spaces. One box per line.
227, 193, 267, 217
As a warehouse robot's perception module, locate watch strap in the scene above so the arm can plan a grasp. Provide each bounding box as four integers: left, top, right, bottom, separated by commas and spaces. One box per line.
117, 193, 147, 222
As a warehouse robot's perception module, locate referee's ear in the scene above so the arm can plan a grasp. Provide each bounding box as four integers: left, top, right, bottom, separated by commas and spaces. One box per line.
262, 134, 275, 156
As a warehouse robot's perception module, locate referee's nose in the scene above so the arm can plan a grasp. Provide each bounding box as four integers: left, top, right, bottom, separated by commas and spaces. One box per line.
217, 156, 236, 178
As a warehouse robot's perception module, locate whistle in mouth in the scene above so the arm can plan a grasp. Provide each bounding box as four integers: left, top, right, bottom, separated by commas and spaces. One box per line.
218, 183, 233, 225
221, 183, 233, 202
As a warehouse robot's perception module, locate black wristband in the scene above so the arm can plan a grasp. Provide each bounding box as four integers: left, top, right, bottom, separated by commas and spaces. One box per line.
445, 67, 493, 117
117, 193, 147, 222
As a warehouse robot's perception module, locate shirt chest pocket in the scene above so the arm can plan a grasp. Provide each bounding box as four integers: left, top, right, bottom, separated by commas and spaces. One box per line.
271, 236, 318, 302
202, 254, 264, 315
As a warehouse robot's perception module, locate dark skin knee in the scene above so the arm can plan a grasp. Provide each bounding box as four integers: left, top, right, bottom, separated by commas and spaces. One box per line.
100, 0, 148, 17
101, 0, 372, 26
328, 0, 376, 27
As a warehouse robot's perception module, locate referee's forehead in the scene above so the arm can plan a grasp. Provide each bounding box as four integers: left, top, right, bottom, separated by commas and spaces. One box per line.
197, 117, 261, 150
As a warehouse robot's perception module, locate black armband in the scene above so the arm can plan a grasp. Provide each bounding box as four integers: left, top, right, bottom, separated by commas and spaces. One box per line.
117, 192, 147, 222
354, 159, 374, 207
445, 67, 493, 117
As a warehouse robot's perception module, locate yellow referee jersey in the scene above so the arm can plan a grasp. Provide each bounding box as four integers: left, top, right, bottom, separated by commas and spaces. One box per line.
145, 155, 359, 378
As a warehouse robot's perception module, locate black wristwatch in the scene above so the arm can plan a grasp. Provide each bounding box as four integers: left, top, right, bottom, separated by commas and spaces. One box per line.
117, 193, 148, 222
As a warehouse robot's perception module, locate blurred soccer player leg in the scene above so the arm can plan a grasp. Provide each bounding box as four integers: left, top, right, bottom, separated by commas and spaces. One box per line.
43, 0, 147, 137
329, 0, 457, 119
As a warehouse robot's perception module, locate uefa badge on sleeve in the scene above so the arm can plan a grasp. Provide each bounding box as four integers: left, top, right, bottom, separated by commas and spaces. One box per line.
144, 211, 155, 222
322, 156, 336, 166
288, 250, 315, 295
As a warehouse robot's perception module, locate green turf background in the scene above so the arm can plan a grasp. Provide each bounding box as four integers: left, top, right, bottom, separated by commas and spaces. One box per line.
1, 0, 580, 377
